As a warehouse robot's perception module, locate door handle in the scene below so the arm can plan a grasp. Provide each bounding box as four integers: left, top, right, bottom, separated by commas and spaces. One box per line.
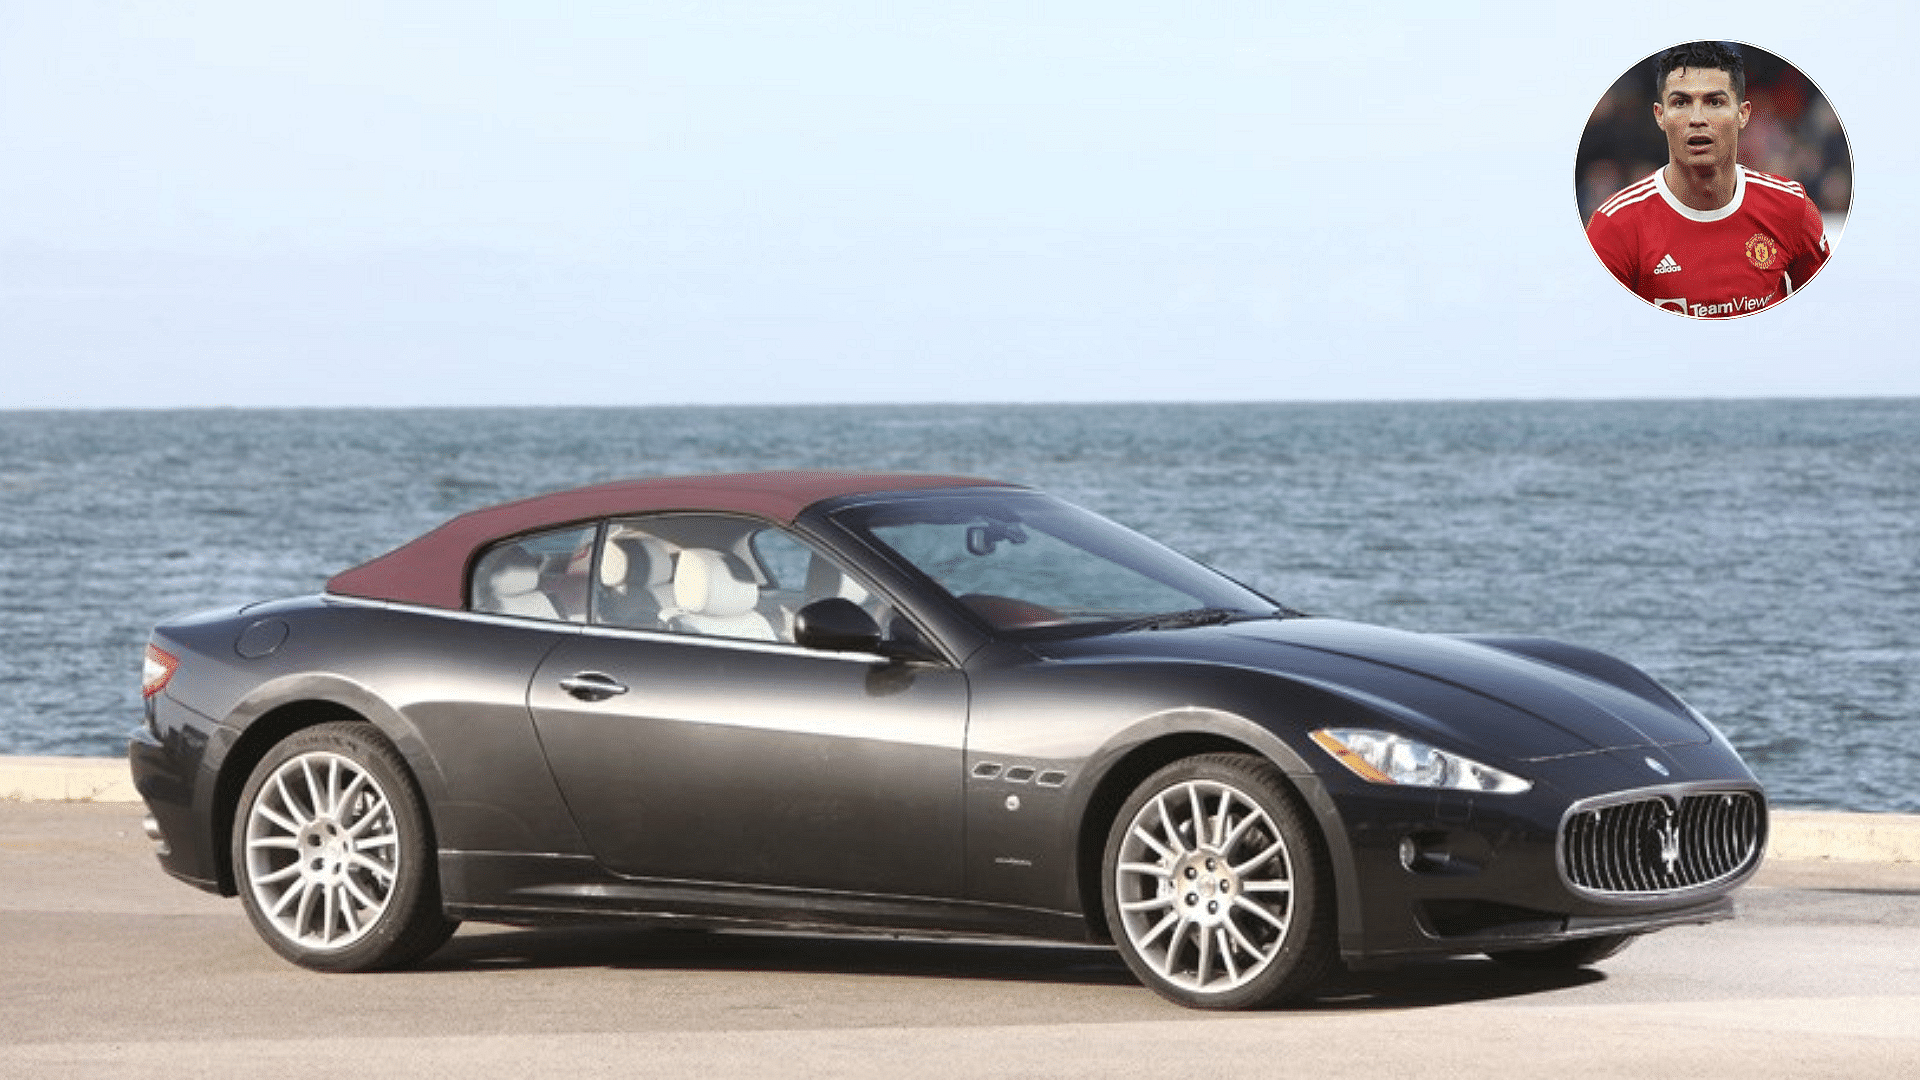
559, 671, 629, 701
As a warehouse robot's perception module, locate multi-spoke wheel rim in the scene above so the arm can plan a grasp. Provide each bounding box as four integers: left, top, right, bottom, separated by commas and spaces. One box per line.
243, 751, 401, 951
1114, 778, 1295, 995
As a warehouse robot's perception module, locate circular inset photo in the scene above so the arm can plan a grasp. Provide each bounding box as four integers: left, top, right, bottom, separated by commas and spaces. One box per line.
1576, 41, 1851, 319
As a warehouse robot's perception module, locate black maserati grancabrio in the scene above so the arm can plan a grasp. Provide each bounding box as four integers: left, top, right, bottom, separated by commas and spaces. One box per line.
131, 472, 1767, 1008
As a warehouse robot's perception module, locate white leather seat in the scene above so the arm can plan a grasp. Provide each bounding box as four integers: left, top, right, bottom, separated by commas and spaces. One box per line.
600, 535, 678, 603
804, 554, 871, 604
632, 536, 678, 609
670, 549, 778, 641
487, 559, 560, 620
594, 532, 683, 628
598, 538, 626, 589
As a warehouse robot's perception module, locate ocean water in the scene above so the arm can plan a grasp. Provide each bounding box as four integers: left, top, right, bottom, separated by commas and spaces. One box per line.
1, 400, 1914, 813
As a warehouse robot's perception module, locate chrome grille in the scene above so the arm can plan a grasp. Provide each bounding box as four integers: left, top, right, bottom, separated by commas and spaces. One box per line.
1561, 789, 1763, 898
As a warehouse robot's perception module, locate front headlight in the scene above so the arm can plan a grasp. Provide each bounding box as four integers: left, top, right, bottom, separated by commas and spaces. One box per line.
1310, 728, 1532, 794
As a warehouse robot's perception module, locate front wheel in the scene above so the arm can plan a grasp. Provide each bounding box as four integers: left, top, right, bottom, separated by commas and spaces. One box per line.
233, 722, 458, 971
1101, 753, 1335, 1009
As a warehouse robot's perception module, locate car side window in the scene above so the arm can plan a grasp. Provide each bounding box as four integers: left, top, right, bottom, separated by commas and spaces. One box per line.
592, 515, 892, 646
591, 514, 794, 642
469, 525, 596, 622
591, 520, 683, 631
751, 528, 813, 592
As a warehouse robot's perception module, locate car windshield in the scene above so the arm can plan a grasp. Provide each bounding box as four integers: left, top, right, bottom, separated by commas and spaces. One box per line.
833, 491, 1277, 633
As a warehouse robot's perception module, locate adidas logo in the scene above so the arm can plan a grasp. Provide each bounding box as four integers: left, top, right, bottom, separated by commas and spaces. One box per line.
1654, 254, 1683, 275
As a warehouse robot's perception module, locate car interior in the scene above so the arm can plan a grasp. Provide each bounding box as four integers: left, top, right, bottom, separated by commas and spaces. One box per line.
471, 515, 893, 646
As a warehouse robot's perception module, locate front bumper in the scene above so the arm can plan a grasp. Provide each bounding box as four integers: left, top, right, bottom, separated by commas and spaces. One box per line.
1320, 743, 1766, 964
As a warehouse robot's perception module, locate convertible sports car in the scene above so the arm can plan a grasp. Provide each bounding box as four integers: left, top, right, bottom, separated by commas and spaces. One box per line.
131, 472, 1766, 1009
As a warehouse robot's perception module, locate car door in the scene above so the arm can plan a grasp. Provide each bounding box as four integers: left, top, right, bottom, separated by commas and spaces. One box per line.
524, 515, 969, 899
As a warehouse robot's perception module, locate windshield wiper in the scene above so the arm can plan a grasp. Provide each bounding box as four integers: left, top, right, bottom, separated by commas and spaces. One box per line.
1119, 607, 1250, 632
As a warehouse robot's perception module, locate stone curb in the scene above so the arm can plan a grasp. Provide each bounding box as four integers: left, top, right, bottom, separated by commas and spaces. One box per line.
1, 756, 142, 803
1763, 810, 1920, 864
2, 756, 1916, 863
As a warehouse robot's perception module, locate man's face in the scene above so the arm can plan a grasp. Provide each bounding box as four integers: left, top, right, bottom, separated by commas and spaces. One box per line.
1655, 66, 1750, 169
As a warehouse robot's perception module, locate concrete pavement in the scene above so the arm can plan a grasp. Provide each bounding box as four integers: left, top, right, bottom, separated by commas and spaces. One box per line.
3, 796, 1918, 1079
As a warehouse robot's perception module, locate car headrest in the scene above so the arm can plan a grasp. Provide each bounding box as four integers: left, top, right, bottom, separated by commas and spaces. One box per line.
598, 539, 627, 588
489, 559, 543, 598
674, 549, 758, 617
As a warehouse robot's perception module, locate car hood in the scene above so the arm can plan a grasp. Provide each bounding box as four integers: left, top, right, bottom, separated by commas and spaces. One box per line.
1033, 617, 1710, 760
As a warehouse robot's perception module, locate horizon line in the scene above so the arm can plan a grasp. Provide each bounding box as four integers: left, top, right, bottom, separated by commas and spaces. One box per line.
5, 392, 1918, 414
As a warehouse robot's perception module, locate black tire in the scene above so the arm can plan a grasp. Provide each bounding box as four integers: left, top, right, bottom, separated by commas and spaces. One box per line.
1101, 753, 1336, 1009
1486, 933, 1637, 969
232, 722, 458, 971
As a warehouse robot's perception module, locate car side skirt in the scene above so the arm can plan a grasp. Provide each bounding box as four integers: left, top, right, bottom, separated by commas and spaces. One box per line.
438, 851, 1090, 942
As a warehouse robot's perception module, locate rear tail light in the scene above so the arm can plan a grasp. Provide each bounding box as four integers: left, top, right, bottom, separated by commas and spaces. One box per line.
142, 645, 179, 698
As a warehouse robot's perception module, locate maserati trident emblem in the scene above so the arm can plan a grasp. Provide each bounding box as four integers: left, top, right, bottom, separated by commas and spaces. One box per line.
1645, 756, 1670, 776
1655, 807, 1682, 877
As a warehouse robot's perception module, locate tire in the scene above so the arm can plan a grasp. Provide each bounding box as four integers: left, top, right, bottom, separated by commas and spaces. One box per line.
232, 722, 458, 972
1486, 933, 1636, 969
1101, 753, 1335, 1009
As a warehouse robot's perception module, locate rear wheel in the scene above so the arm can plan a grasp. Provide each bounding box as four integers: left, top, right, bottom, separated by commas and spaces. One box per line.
1486, 933, 1636, 969
233, 722, 458, 971
1101, 753, 1335, 1009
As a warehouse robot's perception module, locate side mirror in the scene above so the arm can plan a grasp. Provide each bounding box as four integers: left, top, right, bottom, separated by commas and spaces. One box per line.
793, 598, 883, 653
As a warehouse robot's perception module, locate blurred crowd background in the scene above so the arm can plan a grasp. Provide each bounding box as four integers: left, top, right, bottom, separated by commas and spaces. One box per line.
1575, 44, 1852, 237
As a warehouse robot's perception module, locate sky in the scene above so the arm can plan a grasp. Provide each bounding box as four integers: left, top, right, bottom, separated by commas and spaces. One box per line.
2, 1, 1915, 408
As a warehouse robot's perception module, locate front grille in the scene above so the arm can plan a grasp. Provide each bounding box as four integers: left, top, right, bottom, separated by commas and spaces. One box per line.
1561, 788, 1764, 898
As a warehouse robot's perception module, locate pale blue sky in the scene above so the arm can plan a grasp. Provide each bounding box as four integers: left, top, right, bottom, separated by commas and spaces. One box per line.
2, 1, 1913, 407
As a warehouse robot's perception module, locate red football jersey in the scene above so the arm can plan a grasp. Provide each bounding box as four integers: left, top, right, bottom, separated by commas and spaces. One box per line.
1586, 165, 1830, 318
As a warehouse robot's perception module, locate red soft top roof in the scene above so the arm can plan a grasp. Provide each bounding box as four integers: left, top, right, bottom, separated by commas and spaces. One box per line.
325, 470, 1015, 610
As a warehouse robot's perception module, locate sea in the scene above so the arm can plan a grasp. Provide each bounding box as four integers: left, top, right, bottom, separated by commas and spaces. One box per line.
2, 400, 1914, 813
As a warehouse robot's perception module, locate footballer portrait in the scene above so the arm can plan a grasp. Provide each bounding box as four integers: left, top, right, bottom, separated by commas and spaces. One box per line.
1576, 41, 1851, 319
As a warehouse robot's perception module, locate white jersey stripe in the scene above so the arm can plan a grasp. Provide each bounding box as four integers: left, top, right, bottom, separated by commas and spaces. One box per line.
1743, 169, 1808, 199
1598, 184, 1664, 217
1597, 175, 1660, 216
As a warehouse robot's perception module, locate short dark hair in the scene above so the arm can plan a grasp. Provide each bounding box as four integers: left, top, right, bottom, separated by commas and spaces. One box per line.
1656, 41, 1746, 104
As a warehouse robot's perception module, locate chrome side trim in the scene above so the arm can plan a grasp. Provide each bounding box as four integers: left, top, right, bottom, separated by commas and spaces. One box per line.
324, 594, 586, 632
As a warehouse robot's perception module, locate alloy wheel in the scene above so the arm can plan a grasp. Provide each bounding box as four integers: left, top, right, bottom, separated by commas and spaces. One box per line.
243, 750, 401, 952
1112, 776, 1298, 996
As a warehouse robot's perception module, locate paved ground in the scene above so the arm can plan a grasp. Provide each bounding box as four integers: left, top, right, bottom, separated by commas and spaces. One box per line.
4, 801, 1918, 1079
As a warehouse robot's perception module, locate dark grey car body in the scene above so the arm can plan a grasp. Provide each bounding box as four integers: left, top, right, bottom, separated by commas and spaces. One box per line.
131, 472, 1766, 998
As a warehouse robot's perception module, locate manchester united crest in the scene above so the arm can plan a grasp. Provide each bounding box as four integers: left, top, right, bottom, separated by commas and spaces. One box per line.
1745, 233, 1781, 270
